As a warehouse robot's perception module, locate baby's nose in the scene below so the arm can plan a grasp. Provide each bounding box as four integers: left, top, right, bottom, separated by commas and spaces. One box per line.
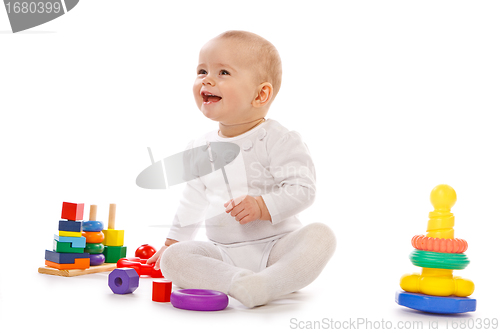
202, 76, 215, 86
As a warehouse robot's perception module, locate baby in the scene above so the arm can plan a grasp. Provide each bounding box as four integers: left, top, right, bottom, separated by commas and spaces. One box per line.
147, 30, 336, 308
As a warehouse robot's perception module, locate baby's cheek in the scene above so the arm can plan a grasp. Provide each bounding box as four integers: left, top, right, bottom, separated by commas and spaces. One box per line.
193, 80, 203, 97
192, 91, 202, 108
227, 88, 245, 103
192, 85, 199, 99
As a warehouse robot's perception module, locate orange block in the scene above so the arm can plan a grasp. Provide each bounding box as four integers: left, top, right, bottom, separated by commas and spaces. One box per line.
45, 258, 90, 270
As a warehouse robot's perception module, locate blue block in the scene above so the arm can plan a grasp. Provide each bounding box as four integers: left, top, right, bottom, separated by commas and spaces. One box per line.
108, 268, 139, 294
45, 250, 89, 264
82, 220, 104, 232
58, 220, 82, 232
395, 291, 476, 314
53, 235, 86, 248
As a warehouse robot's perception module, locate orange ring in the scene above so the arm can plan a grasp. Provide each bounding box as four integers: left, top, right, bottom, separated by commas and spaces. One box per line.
411, 235, 468, 253
82, 231, 105, 244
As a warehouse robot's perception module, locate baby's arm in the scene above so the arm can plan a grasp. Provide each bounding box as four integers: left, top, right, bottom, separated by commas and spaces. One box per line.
147, 177, 206, 268
225, 130, 315, 225
147, 140, 208, 267
258, 131, 316, 224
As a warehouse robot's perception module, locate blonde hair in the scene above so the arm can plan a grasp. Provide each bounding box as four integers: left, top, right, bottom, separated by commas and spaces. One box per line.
216, 30, 282, 101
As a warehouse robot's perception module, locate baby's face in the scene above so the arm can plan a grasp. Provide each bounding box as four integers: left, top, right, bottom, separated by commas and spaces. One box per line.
193, 38, 260, 125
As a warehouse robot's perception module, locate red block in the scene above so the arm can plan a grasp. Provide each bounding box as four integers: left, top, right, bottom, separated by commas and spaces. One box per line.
152, 280, 172, 302
61, 202, 84, 221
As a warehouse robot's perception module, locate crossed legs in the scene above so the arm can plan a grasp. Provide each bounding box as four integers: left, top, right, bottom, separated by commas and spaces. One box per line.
160, 222, 336, 308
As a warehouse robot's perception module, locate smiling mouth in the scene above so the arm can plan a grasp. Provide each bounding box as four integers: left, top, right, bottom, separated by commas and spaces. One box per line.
202, 91, 222, 104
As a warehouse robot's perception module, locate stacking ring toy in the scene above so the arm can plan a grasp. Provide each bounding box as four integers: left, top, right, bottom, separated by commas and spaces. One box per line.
82, 231, 105, 243
411, 235, 468, 253
409, 250, 470, 270
170, 289, 229, 311
89, 253, 105, 266
82, 220, 104, 232
85, 242, 104, 254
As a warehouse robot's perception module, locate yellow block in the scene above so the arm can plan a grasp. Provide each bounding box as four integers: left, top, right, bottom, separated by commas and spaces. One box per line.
102, 229, 124, 246
58, 230, 83, 237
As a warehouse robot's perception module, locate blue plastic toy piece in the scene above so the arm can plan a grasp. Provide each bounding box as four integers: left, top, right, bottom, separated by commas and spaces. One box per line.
108, 268, 139, 294
395, 291, 476, 314
45, 250, 90, 264
53, 235, 86, 248
58, 220, 82, 232
82, 220, 104, 232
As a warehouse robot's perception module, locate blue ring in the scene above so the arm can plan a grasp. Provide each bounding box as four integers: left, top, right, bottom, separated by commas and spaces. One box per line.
82, 220, 104, 232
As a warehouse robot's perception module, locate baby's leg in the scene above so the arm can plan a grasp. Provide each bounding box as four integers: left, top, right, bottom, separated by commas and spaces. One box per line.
160, 240, 253, 293
228, 222, 336, 308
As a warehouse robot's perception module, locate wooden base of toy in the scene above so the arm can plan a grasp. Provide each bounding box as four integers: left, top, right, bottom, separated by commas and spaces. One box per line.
38, 263, 117, 277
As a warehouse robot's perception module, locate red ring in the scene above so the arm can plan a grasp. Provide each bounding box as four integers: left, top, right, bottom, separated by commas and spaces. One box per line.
411, 235, 468, 253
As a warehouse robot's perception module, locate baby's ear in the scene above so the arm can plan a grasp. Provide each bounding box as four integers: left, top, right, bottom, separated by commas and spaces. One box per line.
252, 83, 273, 108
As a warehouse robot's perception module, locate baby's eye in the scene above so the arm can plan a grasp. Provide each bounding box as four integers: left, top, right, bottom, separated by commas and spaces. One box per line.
198, 69, 207, 75
220, 69, 230, 75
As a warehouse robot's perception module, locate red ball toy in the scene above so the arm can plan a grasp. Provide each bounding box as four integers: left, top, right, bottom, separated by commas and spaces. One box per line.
135, 244, 156, 259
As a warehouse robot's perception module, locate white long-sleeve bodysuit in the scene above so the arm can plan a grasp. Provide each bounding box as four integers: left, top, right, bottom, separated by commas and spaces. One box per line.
166, 119, 316, 272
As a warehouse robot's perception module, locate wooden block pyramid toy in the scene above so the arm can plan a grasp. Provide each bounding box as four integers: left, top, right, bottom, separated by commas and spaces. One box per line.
396, 185, 476, 314
45, 202, 90, 270
38, 202, 119, 277
102, 204, 127, 263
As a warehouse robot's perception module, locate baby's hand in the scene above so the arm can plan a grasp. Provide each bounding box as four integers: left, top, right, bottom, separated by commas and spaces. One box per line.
146, 239, 178, 270
147, 245, 168, 270
224, 195, 264, 224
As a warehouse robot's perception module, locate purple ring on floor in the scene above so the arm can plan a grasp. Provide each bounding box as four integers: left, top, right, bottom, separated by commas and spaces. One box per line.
170, 289, 229, 311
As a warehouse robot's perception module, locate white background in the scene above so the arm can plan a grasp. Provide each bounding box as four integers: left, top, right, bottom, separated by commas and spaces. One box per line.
1, 1, 499, 332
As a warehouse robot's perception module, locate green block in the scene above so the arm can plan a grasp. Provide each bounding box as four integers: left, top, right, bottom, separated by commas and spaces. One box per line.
103, 246, 127, 263
53, 240, 84, 253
